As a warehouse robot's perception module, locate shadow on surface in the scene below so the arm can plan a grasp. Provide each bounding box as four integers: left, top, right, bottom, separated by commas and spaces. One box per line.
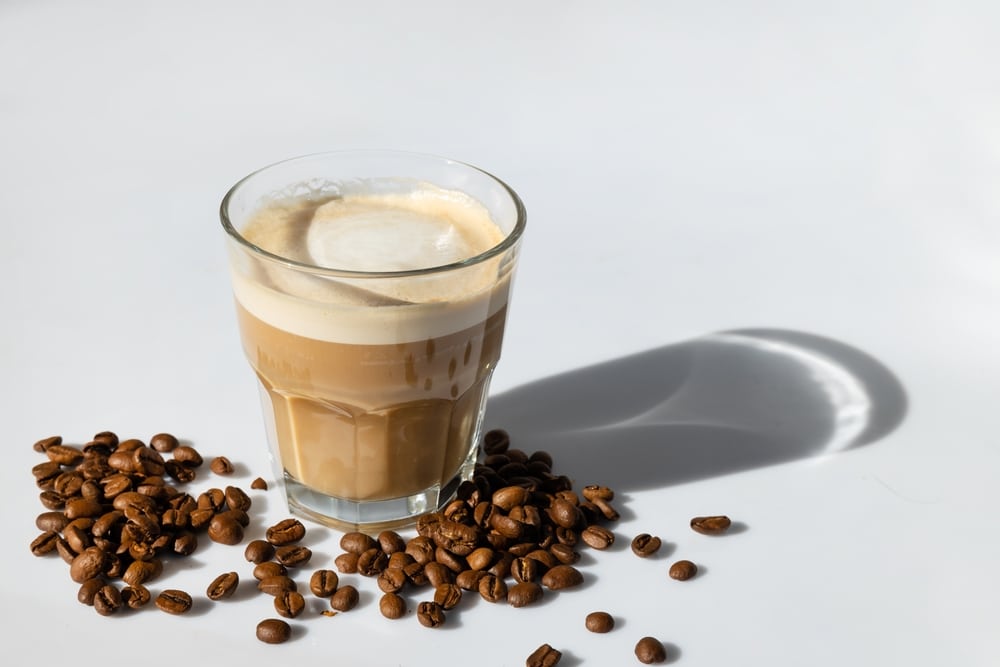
484, 328, 907, 492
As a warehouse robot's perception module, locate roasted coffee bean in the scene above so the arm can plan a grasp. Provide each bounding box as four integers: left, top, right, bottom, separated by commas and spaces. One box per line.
491, 513, 524, 540
403, 561, 429, 586
256, 618, 291, 644
264, 518, 305, 546
377, 567, 408, 593
258, 575, 297, 596
487, 551, 515, 579
173, 531, 198, 555
549, 498, 582, 528
33, 460, 62, 488
155, 589, 192, 614
70, 546, 107, 583
310, 569, 339, 597
356, 547, 387, 575
405, 536, 435, 565
415, 512, 442, 538
46, 444, 84, 466
93, 584, 123, 616
207, 571, 240, 600
335, 552, 359, 574
38, 490, 64, 510
64, 497, 103, 519
210, 456, 234, 475
378, 530, 406, 554
30, 530, 59, 556
172, 445, 203, 467
631, 533, 662, 558
78, 577, 105, 605
525, 549, 557, 571
466, 546, 495, 571
207, 513, 244, 545
581, 525, 615, 550
635, 636, 667, 664
250, 477, 268, 490
165, 460, 196, 483
690, 515, 731, 535
508, 581, 543, 607
245, 539, 276, 564
592, 498, 620, 521
188, 508, 214, 530
433, 520, 478, 556
482, 429, 510, 455
53, 471, 84, 497
443, 498, 472, 524
55, 535, 76, 564
224, 486, 251, 512
435, 546, 467, 574
422, 561, 452, 587
123, 559, 162, 587
122, 584, 151, 609
330, 584, 359, 611
585, 611, 615, 633
132, 446, 165, 476
35, 511, 69, 533
387, 552, 414, 570
379, 592, 406, 619
549, 543, 580, 565
456, 569, 487, 591
149, 433, 179, 453
417, 600, 446, 627
340, 531, 377, 555
492, 485, 530, 511
478, 573, 507, 603
92, 510, 124, 538
33, 435, 62, 452
511, 557, 539, 583
274, 590, 306, 618
581, 484, 614, 502
433, 583, 463, 610
198, 488, 226, 511
526, 643, 562, 667
669, 559, 698, 581
541, 564, 583, 590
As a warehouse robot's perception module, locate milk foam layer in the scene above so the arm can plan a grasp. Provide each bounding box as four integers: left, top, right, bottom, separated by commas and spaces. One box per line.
231, 181, 513, 345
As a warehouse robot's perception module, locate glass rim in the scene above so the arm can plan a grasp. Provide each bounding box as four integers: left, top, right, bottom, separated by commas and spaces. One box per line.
219, 149, 527, 279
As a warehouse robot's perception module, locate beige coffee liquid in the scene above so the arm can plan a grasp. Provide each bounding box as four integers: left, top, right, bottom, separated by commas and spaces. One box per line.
230, 182, 512, 501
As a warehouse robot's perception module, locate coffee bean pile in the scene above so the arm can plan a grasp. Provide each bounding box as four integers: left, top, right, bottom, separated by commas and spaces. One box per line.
30, 431, 255, 616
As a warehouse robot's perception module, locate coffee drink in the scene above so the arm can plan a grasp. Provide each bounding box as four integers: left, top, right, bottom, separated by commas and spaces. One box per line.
222, 151, 524, 529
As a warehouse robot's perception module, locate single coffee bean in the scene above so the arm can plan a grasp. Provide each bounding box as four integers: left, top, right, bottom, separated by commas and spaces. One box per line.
482, 429, 510, 455
266, 518, 306, 546
586, 611, 615, 633
70, 546, 107, 583
631, 533, 662, 558
340, 531, 377, 555
456, 569, 487, 591
423, 561, 454, 588
33, 435, 62, 452
405, 535, 435, 564
207, 513, 244, 545
77, 577, 105, 605
156, 589, 193, 614
592, 497, 620, 521
378, 530, 406, 554
330, 585, 359, 612
172, 445, 203, 467
93, 584, 123, 616
46, 444, 84, 466
64, 497, 103, 519
224, 486, 252, 512
379, 592, 406, 619
173, 531, 198, 555
250, 477, 268, 490
309, 569, 339, 597
478, 573, 507, 603
508, 581, 544, 607
258, 575, 297, 596
417, 600, 446, 627
210, 456, 234, 475
122, 584, 152, 609
274, 590, 306, 618
356, 547, 387, 576
549, 498, 582, 528
149, 433, 179, 453
690, 515, 732, 535
256, 618, 291, 644
244, 539, 276, 564
377, 567, 408, 593
30, 530, 59, 556
492, 485, 530, 511
388, 552, 415, 570
403, 561, 429, 586
335, 552, 359, 573
433, 520, 478, 556
433, 583, 462, 610
165, 459, 196, 483
635, 636, 667, 664
541, 564, 583, 590
549, 543, 580, 565
581, 484, 614, 502
581, 525, 615, 550
511, 556, 539, 583
669, 559, 698, 581
123, 559, 162, 587
35, 511, 69, 533
207, 571, 240, 600
526, 643, 562, 667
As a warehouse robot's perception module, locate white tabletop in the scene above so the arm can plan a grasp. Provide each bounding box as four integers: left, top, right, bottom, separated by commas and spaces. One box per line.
3, 1, 998, 665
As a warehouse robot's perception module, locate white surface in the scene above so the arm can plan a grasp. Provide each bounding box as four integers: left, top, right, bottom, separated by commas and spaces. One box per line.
3, 1, 999, 665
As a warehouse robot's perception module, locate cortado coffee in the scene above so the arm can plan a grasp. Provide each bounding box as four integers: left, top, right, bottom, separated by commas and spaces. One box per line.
222, 152, 524, 530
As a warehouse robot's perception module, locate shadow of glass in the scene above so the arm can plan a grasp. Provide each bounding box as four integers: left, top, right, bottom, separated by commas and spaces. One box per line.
484, 328, 907, 492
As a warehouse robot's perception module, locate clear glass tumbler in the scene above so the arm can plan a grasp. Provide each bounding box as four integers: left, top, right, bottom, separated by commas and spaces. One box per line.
220, 150, 525, 531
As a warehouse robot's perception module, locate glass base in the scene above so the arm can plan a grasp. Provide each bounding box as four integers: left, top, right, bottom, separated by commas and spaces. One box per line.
282, 469, 468, 534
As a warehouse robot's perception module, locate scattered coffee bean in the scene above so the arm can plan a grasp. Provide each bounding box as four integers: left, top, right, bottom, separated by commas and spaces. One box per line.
478, 573, 508, 602
207, 571, 240, 600
274, 590, 306, 618
690, 515, 732, 535
433, 582, 463, 610
77, 577, 105, 606
526, 643, 562, 667
379, 592, 406, 619
541, 564, 583, 590
335, 552, 359, 573
669, 559, 698, 581
378, 530, 406, 554
330, 585, 359, 611
310, 569, 340, 597
250, 477, 268, 490
93, 583, 123, 616
244, 539, 276, 564
258, 575, 297, 596
149, 433, 179, 453
417, 600, 446, 627
122, 584, 151, 609
155, 589, 193, 615
631, 533, 662, 558
635, 636, 667, 664
275, 544, 312, 567
377, 567, 408, 593
253, 561, 287, 580
207, 512, 244, 545
585, 611, 615, 633
581, 525, 615, 550
256, 618, 291, 644
508, 581, 543, 607
340, 531, 377, 555
210, 456, 234, 475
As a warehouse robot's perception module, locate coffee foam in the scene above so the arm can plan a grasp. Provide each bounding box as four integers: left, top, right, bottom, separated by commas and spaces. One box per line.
230, 182, 513, 345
